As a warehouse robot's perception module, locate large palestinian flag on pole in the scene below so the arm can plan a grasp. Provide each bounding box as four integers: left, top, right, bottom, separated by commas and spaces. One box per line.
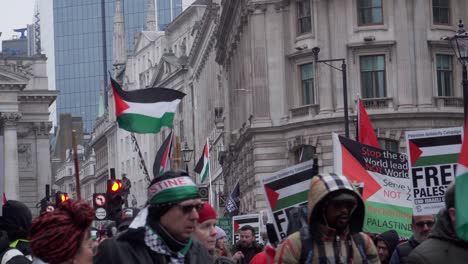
261, 160, 317, 240
456, 121, 468, 241
153, 130, 173, 177
333, 133, 413, 238
406, 127, 462, 215
194, 140, 210, 183
110, 77, 185, 133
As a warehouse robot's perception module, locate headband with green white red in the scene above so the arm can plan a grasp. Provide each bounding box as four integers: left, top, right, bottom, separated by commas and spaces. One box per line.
148, 176, 200, 205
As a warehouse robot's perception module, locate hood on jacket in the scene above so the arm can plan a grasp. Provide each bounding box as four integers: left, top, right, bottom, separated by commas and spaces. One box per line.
377, 229, 399, 254
0, 200, 32, 241
430, 209, 468, 248
307, 173, 365, 233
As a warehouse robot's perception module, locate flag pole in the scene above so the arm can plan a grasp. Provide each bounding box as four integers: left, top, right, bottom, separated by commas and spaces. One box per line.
207, 138, 214, 206
72, 130, 81, 200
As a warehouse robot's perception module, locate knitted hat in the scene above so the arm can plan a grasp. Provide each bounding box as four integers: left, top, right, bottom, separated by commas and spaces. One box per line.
29, 200, 95, 264
148, 171, 200, 205
0, 200, 32, 241
197, 202, 216, 224
377, 229, 400, 255
215, 226, 227, 240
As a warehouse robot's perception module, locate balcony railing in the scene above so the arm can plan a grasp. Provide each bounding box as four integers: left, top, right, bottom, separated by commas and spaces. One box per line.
289, 104, 319, 119
361, 97, 393, 109
433, 96, 464, 108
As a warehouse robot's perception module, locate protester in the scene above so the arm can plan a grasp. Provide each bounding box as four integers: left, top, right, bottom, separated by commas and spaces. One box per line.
275, 173, 379, 264
376, 230, 399, 264
389, 214, 434, 264
0, 200, 33, 264
29, 199, 94, 264
231, 225, 263, 264
406, 184, 468, 263
116, 208, 140, 233
94, 170, 213, 263
249, 224, 278, 264
214, 226, 232, 258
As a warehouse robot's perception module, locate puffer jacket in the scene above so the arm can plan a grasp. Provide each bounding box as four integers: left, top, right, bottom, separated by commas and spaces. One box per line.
274, 173, 380, 264
94, 227, 213, 264
405, 209, 468, 264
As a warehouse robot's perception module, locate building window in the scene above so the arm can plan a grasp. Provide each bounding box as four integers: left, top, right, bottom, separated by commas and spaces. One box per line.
378, 138, 399, 152
436, 54, 454, 96
297, 0, 312, 34
294, 145, 315, 164
300, 63, 314, 105
433, 0, 450, 25
360, 55, 386, 98
357, 0, 383, 25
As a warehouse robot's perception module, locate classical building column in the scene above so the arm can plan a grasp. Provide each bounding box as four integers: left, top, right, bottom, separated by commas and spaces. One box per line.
34, 121, 52, 200
2, 112, 21, 200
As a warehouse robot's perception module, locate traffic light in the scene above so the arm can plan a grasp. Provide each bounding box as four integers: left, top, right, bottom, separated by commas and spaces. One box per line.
55, 192, 69, 207
107, 180, 123, 220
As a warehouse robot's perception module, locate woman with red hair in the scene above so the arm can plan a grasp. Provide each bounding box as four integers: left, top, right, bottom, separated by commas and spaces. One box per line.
29, 200, 95, 264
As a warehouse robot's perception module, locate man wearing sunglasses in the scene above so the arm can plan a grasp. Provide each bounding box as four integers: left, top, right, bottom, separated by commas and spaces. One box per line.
95, 171, 214, 264
406, 184, 468, 264
389, 214, 434, 264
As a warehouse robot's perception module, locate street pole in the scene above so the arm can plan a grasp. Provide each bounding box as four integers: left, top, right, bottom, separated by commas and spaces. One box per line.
342, 61, 349, 138
72, 130, 81, 200
463, 64, 468, 123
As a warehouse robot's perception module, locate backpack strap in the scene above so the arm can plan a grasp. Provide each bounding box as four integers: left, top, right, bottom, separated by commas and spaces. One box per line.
1, 248, 24, 264
299, 226, 314, 264
351, 233, 368, 264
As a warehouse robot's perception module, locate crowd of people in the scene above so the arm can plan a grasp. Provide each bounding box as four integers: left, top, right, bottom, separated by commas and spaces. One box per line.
0, 170, 467, 263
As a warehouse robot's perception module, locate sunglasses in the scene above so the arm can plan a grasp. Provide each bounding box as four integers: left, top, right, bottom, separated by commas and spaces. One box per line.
414, 221, 434, 228
177, 203, 204, 214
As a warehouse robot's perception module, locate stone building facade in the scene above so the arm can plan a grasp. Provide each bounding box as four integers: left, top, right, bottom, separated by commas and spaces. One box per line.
0, 55, 57, 214
215, 0, 468, 213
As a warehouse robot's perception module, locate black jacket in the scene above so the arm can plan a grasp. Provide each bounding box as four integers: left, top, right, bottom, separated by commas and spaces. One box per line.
94, 227, 213, 264
406, 210, 468, 264
231, 242, 263, 264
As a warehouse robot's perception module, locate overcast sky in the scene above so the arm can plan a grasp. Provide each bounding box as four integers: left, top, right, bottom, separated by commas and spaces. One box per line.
0, 0, 36, 47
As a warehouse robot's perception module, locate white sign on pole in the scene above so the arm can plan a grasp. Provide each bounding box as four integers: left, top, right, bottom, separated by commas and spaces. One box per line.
95, 207, 107, 220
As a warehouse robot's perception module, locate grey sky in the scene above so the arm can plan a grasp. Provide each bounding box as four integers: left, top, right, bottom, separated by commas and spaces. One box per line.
0, 0, 36, 48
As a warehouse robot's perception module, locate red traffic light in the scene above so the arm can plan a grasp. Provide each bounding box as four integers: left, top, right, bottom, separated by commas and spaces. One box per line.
60, 193, 69, 202
55, 192, 69, 206
108, 180, 123, 193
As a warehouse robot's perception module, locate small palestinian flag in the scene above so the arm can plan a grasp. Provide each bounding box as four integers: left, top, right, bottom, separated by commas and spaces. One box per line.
194, 140, 210, 183
456, 122, 468, 240
110, 77, 185, 134
357, 98, 380, 148
153, 130, 173, 177
408, 134, 462, 167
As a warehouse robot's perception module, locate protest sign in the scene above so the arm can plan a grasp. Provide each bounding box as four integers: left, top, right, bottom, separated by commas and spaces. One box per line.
232, 214, 260, 244
333, 133, 413, 238
406, 127, 462, 215
261, 159, 316, 240
217, 217, 233, 246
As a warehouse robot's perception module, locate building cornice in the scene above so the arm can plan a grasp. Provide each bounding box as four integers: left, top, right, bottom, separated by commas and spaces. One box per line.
18, 90, 58, 106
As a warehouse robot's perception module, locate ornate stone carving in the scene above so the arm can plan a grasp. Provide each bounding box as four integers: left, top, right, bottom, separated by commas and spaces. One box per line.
34, 121, 52, 137
18, 143, 32, 169
1, 112, 22, 127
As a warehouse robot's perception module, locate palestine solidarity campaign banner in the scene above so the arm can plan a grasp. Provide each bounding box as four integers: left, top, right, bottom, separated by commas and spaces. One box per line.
333, 133, 412, 238
406, 127, 462, 215
232, 214, 260, 244
262, 160, 316, 240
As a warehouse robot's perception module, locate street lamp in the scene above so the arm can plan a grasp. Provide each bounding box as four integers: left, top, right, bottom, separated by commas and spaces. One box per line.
312, 47, 349, 138
448, 20, 468, 120
181, 142, 193, 173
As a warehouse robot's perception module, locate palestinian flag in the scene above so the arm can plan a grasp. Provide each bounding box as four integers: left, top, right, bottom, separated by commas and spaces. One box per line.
110, 77, 185, 133
357, 98, 380, 148
408, 134, 462, 167
456, 122, 468, 240
153, 130, 173, 177
264, 167, 313, 211
194, 140, 210, 183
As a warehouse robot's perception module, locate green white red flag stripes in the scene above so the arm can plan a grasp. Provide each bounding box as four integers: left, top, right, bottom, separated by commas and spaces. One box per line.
194, 140, 210, 183
456, 120, 468, 241
357, 98, 380, 148
153, 130, 173, 178
110, 77, 185, 134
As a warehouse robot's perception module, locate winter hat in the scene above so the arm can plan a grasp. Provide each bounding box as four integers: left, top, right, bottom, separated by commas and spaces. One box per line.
377, 229, 399, 254
216, 226, 227, 240
29, 200, 95, 264
197, 202, 217, 224
0, 200, 32, 241
148, 171, 200, 205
